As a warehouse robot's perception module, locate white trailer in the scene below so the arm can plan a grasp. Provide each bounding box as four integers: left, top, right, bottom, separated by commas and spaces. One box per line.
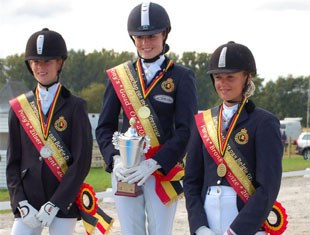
280, 117, 302, 143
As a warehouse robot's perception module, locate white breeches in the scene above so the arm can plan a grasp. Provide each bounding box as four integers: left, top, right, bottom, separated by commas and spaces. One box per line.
11, 217, 77, 235
204, 186, 266, 235
112, 173, 177, 235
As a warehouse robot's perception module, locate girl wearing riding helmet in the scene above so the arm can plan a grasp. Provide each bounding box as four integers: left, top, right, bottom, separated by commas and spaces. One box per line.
96, 2, 198, 235
7, 28, 93, 235
184, 41, 286, 235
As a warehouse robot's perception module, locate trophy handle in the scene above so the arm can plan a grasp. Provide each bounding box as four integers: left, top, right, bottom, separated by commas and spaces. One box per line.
112, 132, 120, 150
143, 135, 151, 153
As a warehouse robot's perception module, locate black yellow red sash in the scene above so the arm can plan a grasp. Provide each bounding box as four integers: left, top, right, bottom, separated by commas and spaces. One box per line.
195, 107, 288, 235
106, 61, 183, 205
9, 91, 113, 235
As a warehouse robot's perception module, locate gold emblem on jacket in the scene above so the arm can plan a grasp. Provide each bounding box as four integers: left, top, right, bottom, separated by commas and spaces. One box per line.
161, 78, 175, 92
235, 128, 248, 144
54, 116, 67, 131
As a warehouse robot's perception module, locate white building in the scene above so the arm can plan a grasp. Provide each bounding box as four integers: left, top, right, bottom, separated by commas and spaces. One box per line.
280, 117, 302, 144
0, 80, 30, 189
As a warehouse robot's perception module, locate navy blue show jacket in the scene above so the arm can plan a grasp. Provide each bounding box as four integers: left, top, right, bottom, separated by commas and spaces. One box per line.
184, 100, 283, 235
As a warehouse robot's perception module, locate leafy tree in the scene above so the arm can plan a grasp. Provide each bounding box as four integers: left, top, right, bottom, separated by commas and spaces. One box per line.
4, 54, 33, 89
167, 52, 179, 61
61, 50, 87, 92
90, 49, 135, 86
178, 52, 218, 110
61, 49, 134, 93
79, 82, 105, 113
255, 76, 309, 126
0, 59, 6, 87
1, 48, 309, 127
274, 76, 309, 126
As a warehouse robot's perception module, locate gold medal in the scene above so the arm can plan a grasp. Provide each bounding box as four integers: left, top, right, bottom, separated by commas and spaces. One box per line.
138, 106, 151, 119
217, 163, 227, 177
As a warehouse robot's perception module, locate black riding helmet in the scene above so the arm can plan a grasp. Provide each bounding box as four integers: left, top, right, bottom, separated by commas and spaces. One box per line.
207, 41, 257, 102
25, 28, 67, 75
127, 2, 171, 62
128, 2, 171, 36
207, 41, 256, 76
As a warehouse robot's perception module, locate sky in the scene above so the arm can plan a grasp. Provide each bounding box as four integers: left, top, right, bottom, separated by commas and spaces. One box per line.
1, 0, 309, 82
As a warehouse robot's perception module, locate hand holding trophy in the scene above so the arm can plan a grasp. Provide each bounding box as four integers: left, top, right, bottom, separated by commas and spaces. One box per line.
112, 117, 150, 196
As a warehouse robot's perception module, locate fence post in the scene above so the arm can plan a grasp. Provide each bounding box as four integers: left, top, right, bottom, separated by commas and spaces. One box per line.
288, 137, 292, 158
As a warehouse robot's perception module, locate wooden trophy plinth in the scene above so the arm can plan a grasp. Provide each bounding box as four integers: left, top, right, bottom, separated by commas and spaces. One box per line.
115, 181, 143, 197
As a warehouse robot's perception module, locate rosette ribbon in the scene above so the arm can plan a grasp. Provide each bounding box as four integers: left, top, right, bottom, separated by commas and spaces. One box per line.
76, 183, 113, 235
263, 201, 288, 235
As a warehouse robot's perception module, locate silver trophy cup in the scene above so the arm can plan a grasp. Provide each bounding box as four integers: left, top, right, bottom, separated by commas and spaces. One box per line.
112, 117, 150, 196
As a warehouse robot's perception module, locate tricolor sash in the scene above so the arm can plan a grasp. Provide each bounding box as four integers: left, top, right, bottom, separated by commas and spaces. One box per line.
195, 106, 288, 235
9, 91, 113, 235
106, 61, 184, 205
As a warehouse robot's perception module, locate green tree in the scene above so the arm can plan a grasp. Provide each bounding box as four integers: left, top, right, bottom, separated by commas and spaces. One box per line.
1, 48, 309, 126
274, 76, 309, 126
61, 49, 135, 93
178, 51, 218, 110
79, 82, 106, 113
4, 54, 33, 89
87, 49, 135, 86
255, 76, 309, 126
61, 50, 87, 92
0, 59, 6, 87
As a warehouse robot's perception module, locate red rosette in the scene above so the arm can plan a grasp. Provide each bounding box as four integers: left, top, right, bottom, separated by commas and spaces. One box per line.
263, 201, 288, 235
75, 183, 98, 216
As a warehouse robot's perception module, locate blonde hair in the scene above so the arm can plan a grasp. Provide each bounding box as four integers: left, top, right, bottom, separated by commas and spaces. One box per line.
244, 80, 256, 98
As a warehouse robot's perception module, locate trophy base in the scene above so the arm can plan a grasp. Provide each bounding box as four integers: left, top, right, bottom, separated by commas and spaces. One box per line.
115, 181, 143, 197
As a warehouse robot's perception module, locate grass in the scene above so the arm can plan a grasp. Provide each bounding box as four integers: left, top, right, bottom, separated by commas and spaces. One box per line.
1, 154, 309, 203
0, 209, 11, 214
0, 167, 111, 203
0, 189, 10, 201
84, 167, 111, 192
282, 154, 310, 171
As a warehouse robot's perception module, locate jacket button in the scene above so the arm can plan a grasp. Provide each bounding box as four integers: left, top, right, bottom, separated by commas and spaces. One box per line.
67, 203, 72, 210
39, 156, 43, 161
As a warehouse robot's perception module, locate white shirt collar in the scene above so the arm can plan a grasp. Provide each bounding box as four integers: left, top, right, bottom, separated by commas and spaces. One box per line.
141, 55, 165, 84
222, 103, 239, 130
37, 83, 60, 115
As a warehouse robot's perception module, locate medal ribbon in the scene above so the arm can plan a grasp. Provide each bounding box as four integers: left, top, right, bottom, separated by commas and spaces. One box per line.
195, 108, 288, 235
35, 84, 62, 140
218, 98, 247, 156
136, 58, 174, 98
